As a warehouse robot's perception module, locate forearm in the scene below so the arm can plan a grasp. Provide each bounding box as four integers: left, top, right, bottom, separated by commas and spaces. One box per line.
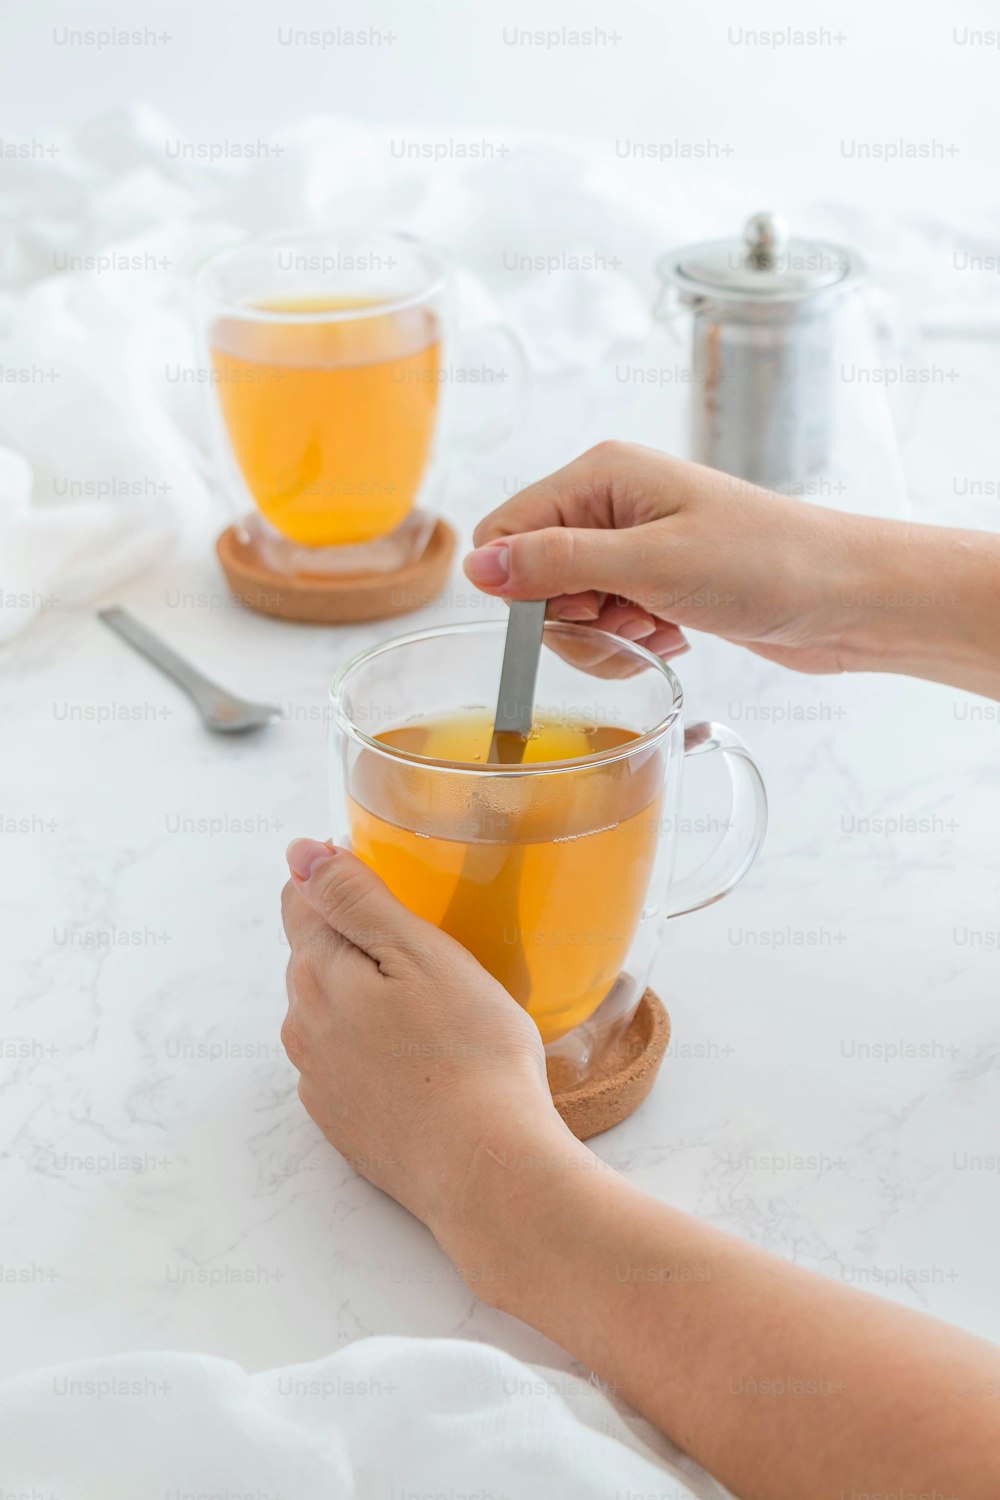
840, 516, 1000, 699
444, 1120, 1000, 1500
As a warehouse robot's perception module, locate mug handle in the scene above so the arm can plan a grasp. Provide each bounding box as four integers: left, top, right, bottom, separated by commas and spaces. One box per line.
451, 320, 532, 454
668, 721, 768, 918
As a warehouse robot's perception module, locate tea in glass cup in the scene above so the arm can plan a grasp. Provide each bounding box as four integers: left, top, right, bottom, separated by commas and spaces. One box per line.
209, 298, 441, 549
348, 708, 664, 1042
196, 231, 524, 585
331, 623, 768, 1083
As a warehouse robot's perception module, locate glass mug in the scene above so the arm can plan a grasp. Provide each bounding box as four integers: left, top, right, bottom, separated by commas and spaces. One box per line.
330, 622, 767, 1086
195, 230, 525, 577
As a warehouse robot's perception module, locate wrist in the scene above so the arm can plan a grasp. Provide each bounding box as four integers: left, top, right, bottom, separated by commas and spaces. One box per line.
834, 518, 1000, 693
432, 1109, 610, 1312
819, 515, 918, 674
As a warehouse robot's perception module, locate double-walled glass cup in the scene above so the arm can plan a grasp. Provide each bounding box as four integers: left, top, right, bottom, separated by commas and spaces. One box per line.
330, 622, 767, 1084
195, 230, 524, 578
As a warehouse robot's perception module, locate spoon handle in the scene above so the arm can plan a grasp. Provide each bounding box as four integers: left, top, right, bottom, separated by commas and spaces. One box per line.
489, 599, 547, 763
97, 606, 228, 720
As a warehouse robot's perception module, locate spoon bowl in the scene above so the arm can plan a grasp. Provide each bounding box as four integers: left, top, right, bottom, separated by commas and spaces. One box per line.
98, 607, 280, 736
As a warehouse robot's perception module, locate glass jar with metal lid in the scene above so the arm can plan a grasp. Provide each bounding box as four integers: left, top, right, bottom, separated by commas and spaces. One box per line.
656, 212, 867, 489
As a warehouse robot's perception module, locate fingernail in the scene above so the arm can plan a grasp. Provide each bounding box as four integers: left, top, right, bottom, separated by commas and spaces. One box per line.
287, 839, 335, 881
464, 542, 511, 587
556, 604, 599, 622
618, 618, 656, 641
646, 628, 690, 656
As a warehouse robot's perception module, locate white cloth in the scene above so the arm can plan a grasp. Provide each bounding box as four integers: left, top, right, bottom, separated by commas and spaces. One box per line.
0, 1336, 731, 1499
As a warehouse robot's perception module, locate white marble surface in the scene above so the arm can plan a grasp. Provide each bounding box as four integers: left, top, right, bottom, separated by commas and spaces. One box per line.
3, 330, 1000, 1410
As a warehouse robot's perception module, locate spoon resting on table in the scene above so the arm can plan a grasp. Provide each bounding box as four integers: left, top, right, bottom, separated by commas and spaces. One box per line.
98, 607, 280, 735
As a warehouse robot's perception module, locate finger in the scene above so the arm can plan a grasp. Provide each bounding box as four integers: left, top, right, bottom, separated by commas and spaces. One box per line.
592, 598, 658, 642
285, 839, 434, 971
463, 524, 653, 603
281, 876, 329, 947
471, 440, 666, 549
538, 625, 648, 681
548, 590, 604, 623
472, 445, 621, 548
645, 623, 690, 659
589, 599, 689, 656
282, 877, 375, 991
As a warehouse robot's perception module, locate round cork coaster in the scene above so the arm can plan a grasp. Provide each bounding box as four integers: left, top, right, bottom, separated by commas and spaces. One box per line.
549, 990, 671, 1141
215, 518, 457, 625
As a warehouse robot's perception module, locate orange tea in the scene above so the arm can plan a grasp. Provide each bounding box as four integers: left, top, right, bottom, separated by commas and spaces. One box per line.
346, 709, 663, 1043
209, 296, 441, 546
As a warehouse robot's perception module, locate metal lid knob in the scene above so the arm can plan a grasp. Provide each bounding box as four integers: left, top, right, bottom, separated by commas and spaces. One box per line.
660, 209, 859, 302
745, 212, 789, 269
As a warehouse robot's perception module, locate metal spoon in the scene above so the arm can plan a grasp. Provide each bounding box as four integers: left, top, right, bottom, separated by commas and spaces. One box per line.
488, 599, 547, 763
437, 601, 547, 1006
98, 607, 280, 734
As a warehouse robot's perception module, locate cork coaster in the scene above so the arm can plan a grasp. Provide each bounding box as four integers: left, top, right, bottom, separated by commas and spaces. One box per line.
549, 990, 671, 1141
215, 518, 457, 625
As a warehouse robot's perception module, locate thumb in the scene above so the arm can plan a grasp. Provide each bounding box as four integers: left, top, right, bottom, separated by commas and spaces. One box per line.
463, 525, 653, 603
286, 839, 430, 966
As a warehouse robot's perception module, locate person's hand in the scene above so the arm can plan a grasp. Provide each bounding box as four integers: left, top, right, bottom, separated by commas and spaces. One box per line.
280, 838, 581, 1255
463, 443, 882, 676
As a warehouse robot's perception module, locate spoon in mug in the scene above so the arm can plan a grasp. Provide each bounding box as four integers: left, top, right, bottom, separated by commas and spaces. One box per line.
437, 600, 547, 1006
487, 599, 547, 763
98, 607, 280, 734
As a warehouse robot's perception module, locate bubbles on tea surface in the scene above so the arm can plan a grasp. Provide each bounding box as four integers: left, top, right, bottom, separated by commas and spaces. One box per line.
552, 822, 619, 843
526, 715, 604, 754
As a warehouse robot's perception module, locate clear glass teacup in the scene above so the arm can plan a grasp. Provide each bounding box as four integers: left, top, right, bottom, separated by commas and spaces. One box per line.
330, 622, 767, 1084
195, 229, 525, 579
